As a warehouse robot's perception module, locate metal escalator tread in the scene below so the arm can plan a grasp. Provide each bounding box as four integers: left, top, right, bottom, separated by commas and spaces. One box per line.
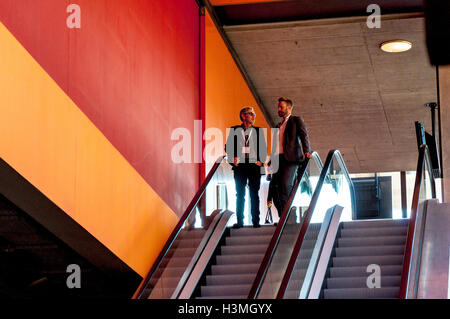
196, 225, 275, 299
322, 218, 409, 299
338, 236, 406, 247
330, 265, 403, 277
206, 274, 255, 286
335, 245, 405, 257
332, 255, 404, 267
324, 287, 399, 299
326, 275, 401, 289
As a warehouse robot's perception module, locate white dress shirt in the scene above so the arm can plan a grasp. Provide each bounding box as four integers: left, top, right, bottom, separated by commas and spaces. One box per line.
275, 114, 291, 155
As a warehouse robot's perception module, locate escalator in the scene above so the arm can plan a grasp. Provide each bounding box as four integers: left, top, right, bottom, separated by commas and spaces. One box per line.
321, 218, 408, 298
134, 152, 324, 299
146, 228, 207, 298
195, 226, 275, 299
133, 156, 235, 299
135, 144, 438, 299
248, 145, 437, 299
191, 152, 324, 299
248, 150, 354, 299
316, 145, 436, 299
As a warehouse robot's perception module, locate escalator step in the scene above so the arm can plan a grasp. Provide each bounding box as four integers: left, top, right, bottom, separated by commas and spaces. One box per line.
173, 237, 205, 249
326, 275, 401, 289
178, 229, 207, 240
211, 263, 260, 276
323, 287, 399, 299
335, 245, 405, 257
164, 256, 194, 268
225, 235, 276, 246
340, 227, 407, 238
329, 265, 403, 278
206, 274, 255, 286
221, 244, 270, 255
201, 284, 251, 297
332, 255, 404, 267
153, 266, 186, 278
216, 254, 264, 265
338, 236, 406, 247
170, 247, 198, 258
341, 219, 409, 229
230, 227, 275, 237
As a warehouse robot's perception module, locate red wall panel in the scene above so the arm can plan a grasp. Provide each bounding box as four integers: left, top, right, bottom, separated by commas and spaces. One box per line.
0, 0, 200, 215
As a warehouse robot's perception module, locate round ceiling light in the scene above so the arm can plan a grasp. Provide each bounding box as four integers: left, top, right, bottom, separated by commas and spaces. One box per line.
380, 40, 412, 53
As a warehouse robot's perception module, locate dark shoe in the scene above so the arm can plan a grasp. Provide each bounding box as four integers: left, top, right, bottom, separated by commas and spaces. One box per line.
232, 223, 243, 229
273, 222, 278, 227
252, 224, 261, 228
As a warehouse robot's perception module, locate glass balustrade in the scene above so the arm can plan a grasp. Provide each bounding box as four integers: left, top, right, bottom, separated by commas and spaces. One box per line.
254, 153, 323, 299
275, 150, 355, 299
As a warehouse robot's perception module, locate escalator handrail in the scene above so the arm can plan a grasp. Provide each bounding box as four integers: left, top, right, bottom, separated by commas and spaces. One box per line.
132, 155, 226, 299
276, 149, 356, 298
399, 144, 436, 298
172, 209, 232, 298
177, 210, 235, 299
247, 151, 323, 299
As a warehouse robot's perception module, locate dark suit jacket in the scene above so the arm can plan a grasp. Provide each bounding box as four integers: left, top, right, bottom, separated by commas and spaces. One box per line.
272, 115, 310, 163
225, 125, 267, 169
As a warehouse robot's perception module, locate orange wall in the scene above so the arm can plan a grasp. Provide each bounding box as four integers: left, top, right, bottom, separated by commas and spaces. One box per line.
0, 22, 179, 277
205, 11, 271, 167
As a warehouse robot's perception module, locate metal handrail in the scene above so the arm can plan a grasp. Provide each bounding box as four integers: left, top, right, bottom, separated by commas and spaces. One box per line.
399, 144, 436, 298
177, 210, 235, 299
247, 151, 323, 299
132, 156, 226, 299
171, 209, 227, 298
276, 149, 356, 298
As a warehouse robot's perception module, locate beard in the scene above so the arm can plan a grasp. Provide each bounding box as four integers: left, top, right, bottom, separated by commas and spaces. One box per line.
278, 111, 285, 117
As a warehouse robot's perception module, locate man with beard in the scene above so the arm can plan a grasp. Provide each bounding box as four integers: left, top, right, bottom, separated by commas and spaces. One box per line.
270, 97, 312, 217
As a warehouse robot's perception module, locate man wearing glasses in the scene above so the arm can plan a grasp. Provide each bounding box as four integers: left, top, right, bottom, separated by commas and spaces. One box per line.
226, 107, 267, 228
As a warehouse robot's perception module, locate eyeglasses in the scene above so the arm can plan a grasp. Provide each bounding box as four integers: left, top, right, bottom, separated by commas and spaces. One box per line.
243, 112, 255, 116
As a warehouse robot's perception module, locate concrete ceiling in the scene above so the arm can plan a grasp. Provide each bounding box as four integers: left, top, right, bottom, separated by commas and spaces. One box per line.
224, 15, 438, 173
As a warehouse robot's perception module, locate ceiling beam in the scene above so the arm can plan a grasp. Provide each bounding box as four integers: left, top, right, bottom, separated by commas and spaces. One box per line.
224, 12, 424, 31
214, 0, 424, 26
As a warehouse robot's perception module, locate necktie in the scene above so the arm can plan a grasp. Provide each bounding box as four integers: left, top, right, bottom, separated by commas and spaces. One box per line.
244, 134, 250, 161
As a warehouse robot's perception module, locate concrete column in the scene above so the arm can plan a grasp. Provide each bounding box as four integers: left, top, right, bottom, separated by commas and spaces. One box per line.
439, 65, 450, 202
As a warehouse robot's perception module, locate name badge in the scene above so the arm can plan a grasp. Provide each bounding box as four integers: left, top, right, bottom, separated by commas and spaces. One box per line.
242, 146, 250, 154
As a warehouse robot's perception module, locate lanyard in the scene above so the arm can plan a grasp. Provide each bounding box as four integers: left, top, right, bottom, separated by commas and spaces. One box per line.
241, 128, 253, 146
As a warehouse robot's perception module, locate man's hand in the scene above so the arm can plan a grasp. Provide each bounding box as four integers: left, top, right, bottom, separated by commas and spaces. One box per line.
305, 152, 313, 159
256, 161, 263, 167
233, 157, 240, 166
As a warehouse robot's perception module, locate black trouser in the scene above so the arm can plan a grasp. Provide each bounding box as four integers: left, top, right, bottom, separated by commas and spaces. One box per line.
233, 164, 261, 226
271, 154, 303, 218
